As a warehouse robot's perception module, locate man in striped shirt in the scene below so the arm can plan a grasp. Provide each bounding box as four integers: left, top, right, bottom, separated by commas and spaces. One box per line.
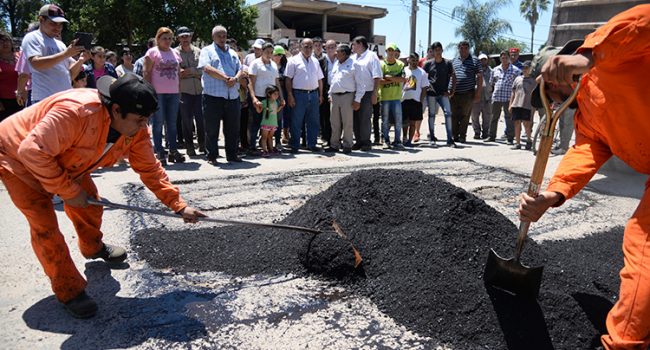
449, 41, 482, 143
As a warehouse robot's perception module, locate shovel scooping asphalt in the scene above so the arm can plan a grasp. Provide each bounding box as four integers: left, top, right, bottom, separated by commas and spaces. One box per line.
88, 197, 363, 268
484, 78, 581, 298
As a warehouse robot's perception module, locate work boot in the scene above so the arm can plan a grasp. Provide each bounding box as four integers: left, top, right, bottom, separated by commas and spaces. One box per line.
90, 243, 127, 263
63, 291, 97, 319
168, 150, 186, 163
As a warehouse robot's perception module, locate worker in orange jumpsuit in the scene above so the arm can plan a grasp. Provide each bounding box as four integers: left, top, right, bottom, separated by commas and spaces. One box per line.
0, 74, 205, 318
519, 5, 650, 350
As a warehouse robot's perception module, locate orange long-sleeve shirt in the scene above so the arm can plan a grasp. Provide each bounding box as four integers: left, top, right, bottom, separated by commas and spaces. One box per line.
0, 88, 187, 212
547, 4, 650, 199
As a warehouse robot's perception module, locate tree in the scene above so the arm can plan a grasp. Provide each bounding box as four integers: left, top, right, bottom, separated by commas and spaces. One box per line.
0, 0, 42, 37
55, 0, 258, 55
519, 0, 549, 53
492, 37, 529, 54
451, 0, 512, 56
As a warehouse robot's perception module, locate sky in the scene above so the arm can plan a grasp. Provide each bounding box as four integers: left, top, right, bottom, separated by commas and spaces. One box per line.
246, 0, 553, 59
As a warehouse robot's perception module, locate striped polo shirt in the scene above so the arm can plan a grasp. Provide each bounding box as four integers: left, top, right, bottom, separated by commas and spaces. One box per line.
451, 55, 481, 93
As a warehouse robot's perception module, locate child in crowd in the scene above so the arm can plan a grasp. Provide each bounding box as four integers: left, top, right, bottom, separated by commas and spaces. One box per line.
509, 60, 536, 150
258, 85, 282, 157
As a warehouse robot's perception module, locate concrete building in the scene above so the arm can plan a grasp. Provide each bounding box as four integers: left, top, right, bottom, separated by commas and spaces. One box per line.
547, 0, 646, 46
254, 0, 388, 54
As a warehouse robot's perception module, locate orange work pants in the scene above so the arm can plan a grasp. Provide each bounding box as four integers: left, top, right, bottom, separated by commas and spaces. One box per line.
0, 169, 104, 303
603, 178, 650, 350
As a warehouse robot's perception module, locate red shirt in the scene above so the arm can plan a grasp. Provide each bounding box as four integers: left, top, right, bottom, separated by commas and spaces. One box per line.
0, 56, 18, 99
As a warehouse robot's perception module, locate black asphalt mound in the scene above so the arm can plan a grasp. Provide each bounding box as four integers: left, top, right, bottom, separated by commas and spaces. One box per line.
132, 169, 623, 349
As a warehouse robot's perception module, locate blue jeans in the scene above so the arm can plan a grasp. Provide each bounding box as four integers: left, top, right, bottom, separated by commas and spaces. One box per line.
427, 95, 453, 143
290, 90, 320, 149
381, 100, 403, 144
152, 93, 180, 153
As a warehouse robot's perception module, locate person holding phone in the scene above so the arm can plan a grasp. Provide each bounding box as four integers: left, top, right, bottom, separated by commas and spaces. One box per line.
20, 4, 89, 104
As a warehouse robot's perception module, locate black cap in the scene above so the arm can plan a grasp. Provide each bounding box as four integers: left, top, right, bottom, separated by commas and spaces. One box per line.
97, 73, 158, 116
176, 26, 192, 36
530, 39, 584, 109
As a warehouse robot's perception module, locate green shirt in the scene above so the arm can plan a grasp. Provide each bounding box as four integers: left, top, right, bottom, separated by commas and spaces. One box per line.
260, 99, 279, 127
380, 59, 405, 101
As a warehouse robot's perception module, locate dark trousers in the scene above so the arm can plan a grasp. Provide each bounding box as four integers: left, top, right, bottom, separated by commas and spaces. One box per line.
248, 95, 265, 150
203, 95, 240, 160
353, 91, 373, 147
450, 91, 475, 141
372, 102, 381, 143
490, 101, 514, 141
239, 105, 249, 149
0, 98, 22, 122
179, 93, 205, 151
319, 90, 332, 144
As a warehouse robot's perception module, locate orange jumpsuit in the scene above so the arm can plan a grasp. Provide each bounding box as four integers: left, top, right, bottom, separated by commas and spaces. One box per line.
0, 88, 187, 303
545, 5, 650, 350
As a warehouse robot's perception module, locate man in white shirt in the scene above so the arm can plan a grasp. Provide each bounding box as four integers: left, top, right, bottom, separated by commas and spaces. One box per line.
325, 44, 359, 154
21, 4, 88, 103
243, 38, 264, 67
285, 38, 324, 153
350, 36, 382, 151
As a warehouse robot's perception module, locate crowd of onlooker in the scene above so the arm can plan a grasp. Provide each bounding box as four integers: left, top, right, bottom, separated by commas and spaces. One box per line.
0, 3, 576, 169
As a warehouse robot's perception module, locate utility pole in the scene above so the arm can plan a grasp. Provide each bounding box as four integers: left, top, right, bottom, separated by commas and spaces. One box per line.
410, 0, 418, 54
427, 0, 433, 47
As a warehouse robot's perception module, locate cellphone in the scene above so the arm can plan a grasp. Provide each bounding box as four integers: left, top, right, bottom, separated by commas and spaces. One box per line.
73, 32, 93, 50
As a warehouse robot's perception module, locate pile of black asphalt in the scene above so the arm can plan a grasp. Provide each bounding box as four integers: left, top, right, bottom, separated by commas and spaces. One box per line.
133, 169, 622, 349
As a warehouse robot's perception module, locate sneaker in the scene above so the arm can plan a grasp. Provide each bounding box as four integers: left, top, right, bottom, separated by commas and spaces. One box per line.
324, 147, 338, 153
525, 140, 533, 150
290, 147, 299, 154
207, 156, 218, 165
551, 148, 567, 155
342, 147, 352, 154
403, 141, 413, 147
309, 146, 322, 152
392, 143, 405, 150
247, 149, 262, 157
447, 142, 458, 148
261, 151, 270, 158
168, 150, 185, 163
511, 143, 522, 150
63, 291, 97, 319
186, 148, 197, 157
507, 140, 514, 145
383, 142, 392, 150
483, 138, 496, 142
90, 243, 127, 263
157, 151, 168, 166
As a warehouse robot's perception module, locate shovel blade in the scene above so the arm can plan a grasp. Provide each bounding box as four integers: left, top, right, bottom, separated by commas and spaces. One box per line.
484, 249, 543, 299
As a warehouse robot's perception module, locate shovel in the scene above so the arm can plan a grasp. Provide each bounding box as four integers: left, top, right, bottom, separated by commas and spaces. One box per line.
88, 197, 363, 268
483, 78, 581, 298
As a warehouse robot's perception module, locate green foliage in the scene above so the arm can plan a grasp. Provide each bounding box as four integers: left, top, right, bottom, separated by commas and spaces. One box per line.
451, 0, 513, 56
0, 0, 42, 37
519, 0, 549, 53
6, 0, 257, 55
492, 37, 529, 54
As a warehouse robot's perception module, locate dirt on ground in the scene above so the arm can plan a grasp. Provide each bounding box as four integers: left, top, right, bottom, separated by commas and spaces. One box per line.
133, 169, 622, 349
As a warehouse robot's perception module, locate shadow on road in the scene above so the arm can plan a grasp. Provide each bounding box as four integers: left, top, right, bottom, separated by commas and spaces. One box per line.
23, 262, 217, 350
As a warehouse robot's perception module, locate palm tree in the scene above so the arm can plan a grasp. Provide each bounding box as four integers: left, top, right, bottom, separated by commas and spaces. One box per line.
452, 0, 512, 56
520, 0, 550, 53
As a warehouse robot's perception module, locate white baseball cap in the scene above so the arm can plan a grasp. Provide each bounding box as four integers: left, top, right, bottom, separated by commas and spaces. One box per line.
252, 39, 265, 49
478, 53, 488, 60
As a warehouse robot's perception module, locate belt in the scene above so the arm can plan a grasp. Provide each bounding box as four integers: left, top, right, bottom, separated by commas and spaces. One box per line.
293, 88, 318, 93
332, 91, 353, 95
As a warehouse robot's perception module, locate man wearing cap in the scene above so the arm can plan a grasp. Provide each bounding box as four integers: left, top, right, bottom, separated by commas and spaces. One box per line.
0, 73, 204, 318
518, 5, 650, 349
509, 47, 523, 70
198, 25, 244, 164
379, 43, 406, 149
471, 53, 492, 140
244, 38, 264, 67
20, 4, 88, 104
175, 26, 205, 157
